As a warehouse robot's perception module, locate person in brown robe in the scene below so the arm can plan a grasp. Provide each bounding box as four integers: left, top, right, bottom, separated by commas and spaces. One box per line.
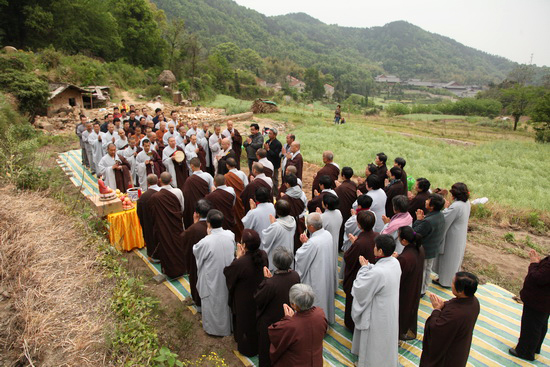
150, 172, 186, 278
357, 164, 378, 194
204, 174, 236, 232
394, 157, 408, 192
241, 162, 273, 213
114, 153, 133, 192
335, 167, 358, 250
396, 226, 425, 340
277, 165, 300, 199
420, 272, 480, 367
182, 157, 211, 229
268, 283, 328, 367
224, 157, 246, 241
216, 138, 236, 176
255, 247, 301, 367
408, 178, 431, 222
223, 120, 242, 169
374, 152, 388, 182
257, 148, 274, 178
181, 198, 212, 307
141, 139, 164, 177
281, 141, 303, 183
311, 151, 340, 199
343, 210, 378, 331
224, 229, 269, 357
280, 174, 307, 253
509, 250, 550, 361
384, 166, 407, 217
136, 174, 161, 260
307, 175, 336, 213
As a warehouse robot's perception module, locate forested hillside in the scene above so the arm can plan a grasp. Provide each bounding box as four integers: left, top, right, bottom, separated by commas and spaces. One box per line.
152, 0, 518, 85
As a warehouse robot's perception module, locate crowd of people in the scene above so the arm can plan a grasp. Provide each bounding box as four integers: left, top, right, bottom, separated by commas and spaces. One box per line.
74, 103, 548, 366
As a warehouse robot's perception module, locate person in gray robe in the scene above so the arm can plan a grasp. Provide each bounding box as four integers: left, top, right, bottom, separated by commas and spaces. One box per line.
260, 199, 296, 271
295, 213, 336, 324
242, 187, 276, 240
193, 209, 235, 336
351, 234, 401, 367
434, 183, 471, 288
101, 123, 119, 155
319, 194, 342, 288
81, 122, 95, 173
87, 122, 104, 174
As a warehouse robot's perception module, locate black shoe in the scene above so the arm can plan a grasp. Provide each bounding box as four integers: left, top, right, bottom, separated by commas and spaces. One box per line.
509, 348, 535, 361
432, 279, 451, 288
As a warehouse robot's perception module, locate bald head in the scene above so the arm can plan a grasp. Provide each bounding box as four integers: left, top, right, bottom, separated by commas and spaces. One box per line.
252, 162, 264, 176
256, 148, 267, 159
147, 174, 158, 186
323, 151, 334, 163
290, 141, 300, 153
214, 174, 225, 187
160, 172, 172, 185
221, 138, 231, 151
285, 165, 297, 175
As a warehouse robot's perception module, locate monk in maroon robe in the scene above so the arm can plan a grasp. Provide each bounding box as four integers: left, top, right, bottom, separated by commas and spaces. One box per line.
420, 272, 480, 367
224, 229, 268, 357
224, 158, 245, 241
204, 174, 236, 232
335, 167, 358, 250
281, 141, 303, 182
224, 121, 242, 169
280, 174, 307, 253
268, 284, 328, 367
181, 198, 211, 307
408, 178, 431, 221
384, 166, 407, 217
241, 162, 273, 213
374, 152, 388, 181
396, 227, 425, 340
343, 211, 377, 331
114, 153, 133, 192
137, 174, 161, 260
164, 137, 188, 190
255, 247, 300, 367
141, 140, 164, 177
357, 164, 378, 194
307, 175, 334, 213
311, 151, 340, 199
182, 157, 211, 229
150, 172, 186, 278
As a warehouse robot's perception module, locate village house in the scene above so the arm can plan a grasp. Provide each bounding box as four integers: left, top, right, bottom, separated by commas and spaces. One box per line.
285, 75, 306, 92
375, 74, 401, 84
255, 77, 267, 87
48, 83, 87, 116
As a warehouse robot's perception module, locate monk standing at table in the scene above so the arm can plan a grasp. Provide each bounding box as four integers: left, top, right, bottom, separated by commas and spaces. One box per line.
97, 143, 133, 192
181, 199, 212, 308
311, 151, 339, 199
162, 136, 188, 190
137, 174, 161, 262
182, 157, 213, 229
224, 157, 248, 241
150, 172, 186, 278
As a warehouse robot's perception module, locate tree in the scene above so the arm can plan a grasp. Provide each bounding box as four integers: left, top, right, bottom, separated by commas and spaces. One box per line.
185, 33, 203, 83
109, 0, 167, 66
506, 65, 536, 86
531, 92, 550, 143
163, 19, 186, 72
500, 85, 537, 130
303, 67, 324, 100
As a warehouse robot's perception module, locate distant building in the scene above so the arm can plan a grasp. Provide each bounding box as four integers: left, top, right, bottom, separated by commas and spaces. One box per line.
82, 86, 111, 108
266, 82, 282, 92
324, 84, 335, 99
255, 77, 267, 87
286, 75, 306, 92
48, 83, 87, 116
375, 74, 401, 84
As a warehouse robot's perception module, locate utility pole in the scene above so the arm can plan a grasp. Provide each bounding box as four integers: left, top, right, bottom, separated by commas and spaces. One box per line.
529, 53, 534, 65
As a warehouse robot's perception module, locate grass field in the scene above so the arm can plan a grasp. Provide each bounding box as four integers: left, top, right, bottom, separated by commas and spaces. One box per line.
399, 114, 484, 121
204, 96, 550, 211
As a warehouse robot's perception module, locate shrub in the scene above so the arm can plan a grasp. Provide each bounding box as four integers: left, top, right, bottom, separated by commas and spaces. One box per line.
0, 69, 49, 118
385, 103, 410, 116
503, 232, 515, 243
470, 204, 492, 219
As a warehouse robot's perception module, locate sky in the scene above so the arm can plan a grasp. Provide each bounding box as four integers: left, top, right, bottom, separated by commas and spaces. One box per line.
233, 0, 550, 67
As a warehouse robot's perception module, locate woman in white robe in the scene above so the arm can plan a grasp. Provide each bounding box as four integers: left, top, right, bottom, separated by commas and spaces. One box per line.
434, 183, 471, 287
351, 234, 401, 367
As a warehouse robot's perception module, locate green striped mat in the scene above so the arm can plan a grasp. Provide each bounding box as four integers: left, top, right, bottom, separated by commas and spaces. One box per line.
58, 150, 99, 197
59, 150, 550, 366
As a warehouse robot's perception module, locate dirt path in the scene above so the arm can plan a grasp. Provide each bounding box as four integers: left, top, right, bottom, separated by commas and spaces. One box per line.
0, 186, 112, 367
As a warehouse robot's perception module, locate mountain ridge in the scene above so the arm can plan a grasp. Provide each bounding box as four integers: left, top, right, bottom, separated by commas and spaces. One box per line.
152, 0, 519, 87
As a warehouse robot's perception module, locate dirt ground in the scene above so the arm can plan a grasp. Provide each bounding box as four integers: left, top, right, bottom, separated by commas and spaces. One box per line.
122, 253, 242, 366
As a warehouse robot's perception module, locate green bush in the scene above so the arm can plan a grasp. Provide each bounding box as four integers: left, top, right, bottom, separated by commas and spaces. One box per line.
385, 103, 410, 116
471, 204, 492, 219
0, 69, 49, 118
